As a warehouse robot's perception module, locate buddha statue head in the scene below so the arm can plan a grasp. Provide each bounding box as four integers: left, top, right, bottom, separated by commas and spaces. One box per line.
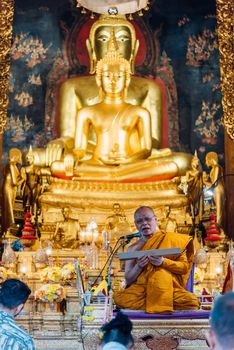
191, 150, 201, 171
25, 145, 34, 165
206, 151, 218, 168
61, 207, 71, 221
9, 148, 22, 164
87, 14, 139, 74
95, 34, 131, 98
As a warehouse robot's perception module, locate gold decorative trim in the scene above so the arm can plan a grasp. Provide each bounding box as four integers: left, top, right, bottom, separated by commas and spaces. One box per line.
49, 177, 180, 192
0, 0, 14, 134
216, 0, 234, 139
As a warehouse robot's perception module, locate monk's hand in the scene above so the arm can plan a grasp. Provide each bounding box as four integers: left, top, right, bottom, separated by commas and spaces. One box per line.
149, 255, 164, 267
136, 255, 149, 269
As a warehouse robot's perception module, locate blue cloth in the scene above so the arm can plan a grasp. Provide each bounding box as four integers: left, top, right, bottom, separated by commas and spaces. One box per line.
0, 311, 35, 350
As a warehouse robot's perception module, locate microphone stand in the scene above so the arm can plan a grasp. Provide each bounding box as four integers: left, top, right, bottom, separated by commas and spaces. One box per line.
107, 238, 131, 293
92, 238, 121, 287
104, 238, 130, 322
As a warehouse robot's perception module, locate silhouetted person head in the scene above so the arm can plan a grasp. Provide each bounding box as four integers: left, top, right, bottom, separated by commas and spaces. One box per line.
206, 292, 234, 349
99, 312, 134, 349
0, 278, 31, 318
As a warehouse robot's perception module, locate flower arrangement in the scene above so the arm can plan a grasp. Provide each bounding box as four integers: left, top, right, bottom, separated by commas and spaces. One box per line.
35, 284, 65, 303
40, 266, 63, 283
0, 266, 7, 281
61, 263, 76, 283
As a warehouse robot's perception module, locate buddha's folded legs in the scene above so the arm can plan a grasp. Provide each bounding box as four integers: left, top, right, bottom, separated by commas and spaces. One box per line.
51, 158, 180, 181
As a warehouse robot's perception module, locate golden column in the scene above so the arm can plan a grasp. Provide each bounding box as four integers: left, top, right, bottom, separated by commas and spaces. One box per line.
0, 0, 14, 174
216, 0, 234, 239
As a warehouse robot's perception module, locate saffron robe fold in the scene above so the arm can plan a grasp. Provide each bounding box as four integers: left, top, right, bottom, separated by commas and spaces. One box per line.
113, 231, 199, 314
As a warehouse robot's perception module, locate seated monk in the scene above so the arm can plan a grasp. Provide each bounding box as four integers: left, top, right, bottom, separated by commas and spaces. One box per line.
50, 41, 192, 182
113, 206, 200, 314
37, 15, 163, 167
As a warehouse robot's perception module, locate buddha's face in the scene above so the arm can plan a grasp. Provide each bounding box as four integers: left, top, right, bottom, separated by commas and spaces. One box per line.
62, 208, 70, 220
206, 156, 215, 168
10, 151, 21, 163
101, 64, 126, 95
26, 152, 34, 165
95, 25, 132, 61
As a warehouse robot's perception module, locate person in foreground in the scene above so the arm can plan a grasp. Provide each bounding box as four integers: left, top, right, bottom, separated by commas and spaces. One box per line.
98, 311, 134, 350
206, 292, 234, 350
0, 278, 35, 350
114, 206, 199, 314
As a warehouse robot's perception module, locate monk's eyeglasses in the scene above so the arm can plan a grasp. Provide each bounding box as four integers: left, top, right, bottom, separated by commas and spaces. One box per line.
135, 215, 156, 225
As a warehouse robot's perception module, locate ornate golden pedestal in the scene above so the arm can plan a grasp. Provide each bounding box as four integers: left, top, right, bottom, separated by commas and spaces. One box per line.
39, 177, 189, 228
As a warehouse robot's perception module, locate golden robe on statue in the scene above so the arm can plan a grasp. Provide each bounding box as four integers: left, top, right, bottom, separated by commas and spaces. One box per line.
114, 231, 199, 313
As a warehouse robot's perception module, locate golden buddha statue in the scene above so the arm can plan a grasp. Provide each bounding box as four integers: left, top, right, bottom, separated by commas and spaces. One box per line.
20, 146, 41, 215
34, 15, 163, 167
53, 207, 80, 249
159, 205, 178, 232
30, 16, 194, 225
185, 151, 204, 220
203, 151, 225, 228
1, 148, 25, 235
49, 41, 192, 181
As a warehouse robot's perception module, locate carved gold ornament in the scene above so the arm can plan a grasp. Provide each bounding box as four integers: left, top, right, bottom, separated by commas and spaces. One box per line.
216, 0, 234, 139
0, 1, 14, 133
76, 0, 151, 16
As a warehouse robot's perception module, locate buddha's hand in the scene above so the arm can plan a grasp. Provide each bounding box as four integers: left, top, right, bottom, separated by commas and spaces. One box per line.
202, 171, 210, 186
149, 255, 164, 267
64, 153, 74, 177
45, 139, 66, 166
20, 167, 27, 180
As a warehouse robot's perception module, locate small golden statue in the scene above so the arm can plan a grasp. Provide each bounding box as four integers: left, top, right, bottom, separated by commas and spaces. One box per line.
185, 151, 204, 220
53, 207, 80, 249
1, 148, 25, 235
105, 203, 131, 237
20, 145, 41, 214
203, 151, 225, 228
159, 206, 178, 232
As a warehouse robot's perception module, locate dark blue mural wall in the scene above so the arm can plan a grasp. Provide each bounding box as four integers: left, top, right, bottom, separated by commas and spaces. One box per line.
3, 0, 224, 170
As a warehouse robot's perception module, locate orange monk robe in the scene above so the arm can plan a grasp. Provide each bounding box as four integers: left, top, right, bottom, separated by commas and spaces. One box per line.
114, 231, 200, 314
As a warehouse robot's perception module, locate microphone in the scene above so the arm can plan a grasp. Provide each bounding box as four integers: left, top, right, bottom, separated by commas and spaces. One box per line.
119, 232, 143, 240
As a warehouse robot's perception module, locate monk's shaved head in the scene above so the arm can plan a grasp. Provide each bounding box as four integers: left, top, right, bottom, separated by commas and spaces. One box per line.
134, 206, 155, 219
